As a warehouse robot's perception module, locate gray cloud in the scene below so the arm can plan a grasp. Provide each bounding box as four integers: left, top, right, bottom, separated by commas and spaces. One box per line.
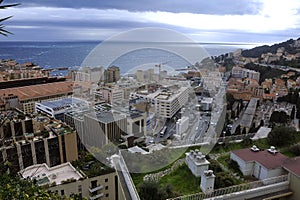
15, 0, 262, 15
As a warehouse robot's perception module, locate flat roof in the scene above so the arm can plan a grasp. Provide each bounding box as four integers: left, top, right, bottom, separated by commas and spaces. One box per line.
20, 162, 83, 186
252, 127, 272, 140
201, 97, 213, 104
128, 146, 149, 154
232, 148, 288, 169
38, 97, 88, 111
87, 110, 126, 124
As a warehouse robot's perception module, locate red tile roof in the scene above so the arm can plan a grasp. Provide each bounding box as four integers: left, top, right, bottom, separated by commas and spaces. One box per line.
283, 156, 300, 177
0, 81, 74, 101
232, 148, 288, 169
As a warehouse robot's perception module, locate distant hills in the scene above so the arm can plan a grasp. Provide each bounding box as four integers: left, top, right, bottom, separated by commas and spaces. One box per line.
241, 38, 300, 58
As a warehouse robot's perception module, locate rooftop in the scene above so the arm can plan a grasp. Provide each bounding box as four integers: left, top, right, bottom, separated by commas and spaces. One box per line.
251, 127, 272, 140
0, 81, 73, 101
283, 156, 300, 177
38, 97, 88, 111
232, 148, 288, 169
20, 162, 83, 186
240, 98, 258, 128
86, 110, 127, 124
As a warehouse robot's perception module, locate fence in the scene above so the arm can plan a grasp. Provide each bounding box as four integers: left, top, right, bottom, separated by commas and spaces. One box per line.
167, 175, 289, 200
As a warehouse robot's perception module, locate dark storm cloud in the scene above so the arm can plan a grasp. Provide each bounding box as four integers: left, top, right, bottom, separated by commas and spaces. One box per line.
15, 0, 262, 15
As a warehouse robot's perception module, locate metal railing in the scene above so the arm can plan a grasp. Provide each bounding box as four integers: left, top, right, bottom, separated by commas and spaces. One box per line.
167, 175, 289, 200
217, 133, 255, 143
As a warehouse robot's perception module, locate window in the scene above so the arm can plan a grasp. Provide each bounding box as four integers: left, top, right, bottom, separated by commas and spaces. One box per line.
91, 180, 97, 188
106, 194, 109, 197
105, 178, 108, 182
61, 190, 64, 196
105, 186, 108, 190
78, 185, 82, 192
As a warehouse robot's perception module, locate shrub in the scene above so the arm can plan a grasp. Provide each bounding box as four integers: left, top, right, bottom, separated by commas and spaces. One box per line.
290, 144, 300, 156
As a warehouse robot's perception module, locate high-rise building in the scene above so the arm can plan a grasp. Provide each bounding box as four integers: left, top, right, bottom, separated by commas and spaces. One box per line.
104, 66, 120, 83
0, 117, 78, 173
136, 70, 144, 82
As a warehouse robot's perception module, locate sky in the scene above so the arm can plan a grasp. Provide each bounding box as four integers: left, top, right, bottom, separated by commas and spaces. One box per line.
1, 0, 300, 44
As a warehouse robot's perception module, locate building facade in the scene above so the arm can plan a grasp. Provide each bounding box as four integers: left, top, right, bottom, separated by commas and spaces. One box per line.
104, 66, 120, 83
231, 66, 260, 82
0, 81, 74, 113
0, 117, 78, 173
130, 85, 190, 118
20, 162, 125, 200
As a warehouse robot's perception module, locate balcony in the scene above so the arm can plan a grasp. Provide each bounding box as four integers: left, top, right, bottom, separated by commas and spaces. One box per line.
89, 193, 104, 200
89, 185, 103, 193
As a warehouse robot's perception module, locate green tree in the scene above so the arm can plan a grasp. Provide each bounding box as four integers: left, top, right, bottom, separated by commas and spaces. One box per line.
226, 93, 235, 110
242, 127, 247, 135
270, 111, 289, 124
234, 125, 241, 135
289, 144, 300, 156
267, 126, 295, 147
260, 119, 264, 127
0, 0, 19, 36
291, 106, 296, 120
138, 181, 178, 200
0, 173, 63, 199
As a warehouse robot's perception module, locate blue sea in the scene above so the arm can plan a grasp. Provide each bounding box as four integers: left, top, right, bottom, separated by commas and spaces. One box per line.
0, 41, 246, 75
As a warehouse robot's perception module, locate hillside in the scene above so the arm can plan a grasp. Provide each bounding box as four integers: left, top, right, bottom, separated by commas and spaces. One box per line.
241, 38, 300, 58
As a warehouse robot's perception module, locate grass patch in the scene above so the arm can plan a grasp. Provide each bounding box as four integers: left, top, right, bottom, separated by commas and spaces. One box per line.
211, 138, 270, 154
159, 164, 201, 195
217, 153, 230, 167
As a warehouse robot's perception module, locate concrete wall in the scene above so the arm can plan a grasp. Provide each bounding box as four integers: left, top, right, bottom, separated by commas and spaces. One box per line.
230, 153, 254, 176
214, 181, 289, 200
265, 167, 284, 179
288, 173, 300, 200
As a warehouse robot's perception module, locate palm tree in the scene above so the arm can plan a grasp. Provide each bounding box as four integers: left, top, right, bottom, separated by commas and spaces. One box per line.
0, 0, 19, 36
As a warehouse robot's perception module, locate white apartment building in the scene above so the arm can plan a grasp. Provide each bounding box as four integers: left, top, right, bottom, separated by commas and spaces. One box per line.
95, 87, 124, 106
130, 85, 190, 118
231, 66, 260, 82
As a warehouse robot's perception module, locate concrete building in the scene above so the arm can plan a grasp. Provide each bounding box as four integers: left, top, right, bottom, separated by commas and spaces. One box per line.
65, 108, 127, 147
231, 66, 260, 82
20, 162, 125, 200
185, 149, 210, 177
0, 117, 78, 173
200, 170, 215, 194
130, 84, 190, 118
230, 146, 287, 180
35, 98, 89, 121
95, 87, 124, 106
135, 70, 144, 82
200, 97, 213, 111
104, 66, 120, 83
65, 105, 147, 147
283, 157, 300, 200
71, 67, 105, 83
176, 116, 189, 135
0, 81, 74, 113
